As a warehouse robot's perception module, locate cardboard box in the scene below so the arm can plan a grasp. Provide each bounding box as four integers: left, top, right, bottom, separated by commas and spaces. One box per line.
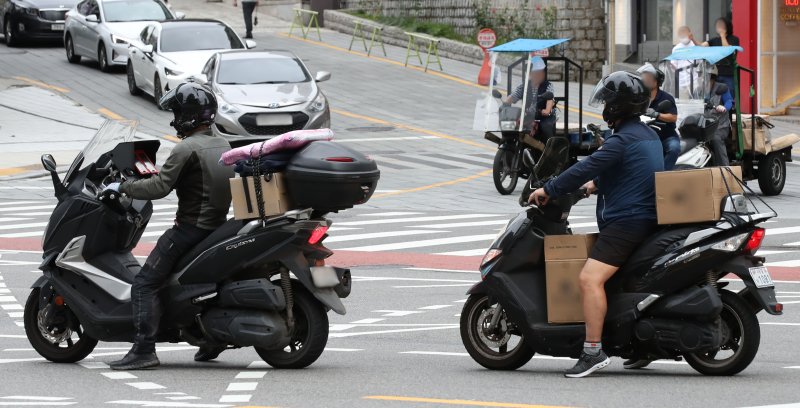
230, 174, 293, 220
544, 234, 597, 324
739, 128, 771, 154
655, 166, 743, 225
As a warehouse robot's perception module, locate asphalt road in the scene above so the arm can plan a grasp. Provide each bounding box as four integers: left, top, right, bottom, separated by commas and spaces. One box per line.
1, 23, 800, 408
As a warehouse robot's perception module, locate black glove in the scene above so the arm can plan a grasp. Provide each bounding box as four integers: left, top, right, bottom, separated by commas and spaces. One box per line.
645, 108, 659, 119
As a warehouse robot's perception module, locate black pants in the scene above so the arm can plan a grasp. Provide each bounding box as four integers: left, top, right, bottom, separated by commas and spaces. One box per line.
242, 2, 256, 36
132, 223, 210, 354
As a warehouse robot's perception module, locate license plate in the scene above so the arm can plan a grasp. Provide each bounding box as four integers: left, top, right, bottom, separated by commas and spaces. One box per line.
749, 266, 774, 288
256, 114, 293, 126
51, 24, 65, 31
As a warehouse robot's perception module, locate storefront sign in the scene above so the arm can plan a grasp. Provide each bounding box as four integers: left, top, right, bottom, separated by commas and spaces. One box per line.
781, 0, 800, 21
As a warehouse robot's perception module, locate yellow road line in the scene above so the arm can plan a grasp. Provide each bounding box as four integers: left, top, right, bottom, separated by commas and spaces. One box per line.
279, 33, 603, 120
332, 108, 492, 151
371, 169, 492, 199
13, 76, 70, 93
98, 108, 125, 121
363, 395, 577, 408
0, 164, 41, 177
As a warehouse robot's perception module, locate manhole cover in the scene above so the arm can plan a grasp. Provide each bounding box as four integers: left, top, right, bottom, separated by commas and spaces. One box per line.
345, 126, 395, 132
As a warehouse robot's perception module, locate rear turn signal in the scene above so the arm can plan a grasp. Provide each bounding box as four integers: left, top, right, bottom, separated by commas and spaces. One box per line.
743, 228, 766, 254
308, 225, 329, 245
325, 157, 354, 162
481, 248, 502, 268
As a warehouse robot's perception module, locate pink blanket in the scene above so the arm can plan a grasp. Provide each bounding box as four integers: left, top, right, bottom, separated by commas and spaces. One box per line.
220, 128, 334, 165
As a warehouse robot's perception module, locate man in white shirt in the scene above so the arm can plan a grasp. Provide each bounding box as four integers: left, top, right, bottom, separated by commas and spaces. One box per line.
671, 26, 699, 99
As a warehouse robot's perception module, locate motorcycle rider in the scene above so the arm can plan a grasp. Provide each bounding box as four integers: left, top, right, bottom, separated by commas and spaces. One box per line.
529, 71, 664, 378
103, 82, 234, 370
707, 65, 733, 166
503, 56, 558, 141
638, 63, 681, 170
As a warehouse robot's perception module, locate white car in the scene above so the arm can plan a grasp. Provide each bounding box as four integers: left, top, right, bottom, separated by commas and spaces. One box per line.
126, 19, 255, 107
63, 0, 181, 72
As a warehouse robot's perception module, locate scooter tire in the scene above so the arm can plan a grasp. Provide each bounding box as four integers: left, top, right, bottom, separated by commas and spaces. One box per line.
24, 288, 98, 363
460, 294, 534, 370
493, 149, 518, 195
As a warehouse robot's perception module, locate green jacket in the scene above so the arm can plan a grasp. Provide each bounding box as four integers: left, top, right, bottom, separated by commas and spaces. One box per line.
120, 130, 233, 230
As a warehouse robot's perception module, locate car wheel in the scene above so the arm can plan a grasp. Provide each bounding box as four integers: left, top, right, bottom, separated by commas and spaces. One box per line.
153, 75, 164, 109
4, 17, 19, 47
126, 61, 141, 96
65, 35, 81, 63
97, 43, 110, 72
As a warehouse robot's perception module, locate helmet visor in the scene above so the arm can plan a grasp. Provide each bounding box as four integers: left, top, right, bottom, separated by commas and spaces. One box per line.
158, 86, 179, 111
588, 80, 615, 108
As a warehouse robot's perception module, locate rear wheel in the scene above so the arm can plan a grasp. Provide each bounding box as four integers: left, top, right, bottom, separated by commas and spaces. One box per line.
127, 61, 141, 95
684, 290, 760, 376
493, 149, 519, 195
24, 288, 97, 363
255, 287, 328, 369
460, 294, 534, 370
757, 152, 785, 196
65, 35, 81, 63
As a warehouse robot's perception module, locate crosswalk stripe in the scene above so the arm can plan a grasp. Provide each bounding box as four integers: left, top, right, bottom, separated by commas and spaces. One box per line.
5, 212, 52, 217
361, 212, 423, 217
0, 222, 48, 231
0, 201, 41, 206
340, 234, 497, 252
783, 241, 800, 247
152, 204, 178, 210
335, 214, 506, 227
0, 231, 44, 238
325, 230, 441, 243
0, 218, 32, 223
0, 205, 54, 213
419, 219, 509, 229
766, 260, 800, 267
766, 226, 800, 236
412, 154, 487, 169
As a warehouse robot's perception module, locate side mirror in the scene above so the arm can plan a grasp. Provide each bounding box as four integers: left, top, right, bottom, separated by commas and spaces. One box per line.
140, 44, 154, 54
86, 14, 99, 23
715, 84, 729, 95
314, 71, 331, 82
522, 149, 536, 169
656, 99, 674, 113
174, 11, 186, 19
245, 39, 257, 49
491, 89, 503, 99
41, 154, 57, 172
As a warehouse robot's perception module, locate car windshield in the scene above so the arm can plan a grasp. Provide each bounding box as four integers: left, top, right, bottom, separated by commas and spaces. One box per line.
216, 56, 310, 85
160, 25, 243, 52
65, 120, 137, 183
102, 0, 172, 23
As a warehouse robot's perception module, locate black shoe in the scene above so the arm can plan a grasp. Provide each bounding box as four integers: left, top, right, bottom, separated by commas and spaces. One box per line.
564, 351, 610, 378
623, 359, 652, 369
194, 345, 227, 362
110, 351, 160, 370
245, 32, 253, 39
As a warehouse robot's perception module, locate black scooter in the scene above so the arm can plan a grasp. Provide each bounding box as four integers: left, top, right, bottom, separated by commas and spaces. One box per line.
460, 141, 782, 375
25, 122, 378, 369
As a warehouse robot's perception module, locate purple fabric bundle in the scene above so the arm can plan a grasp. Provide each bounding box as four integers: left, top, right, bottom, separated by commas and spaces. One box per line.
220, 128, 334, 165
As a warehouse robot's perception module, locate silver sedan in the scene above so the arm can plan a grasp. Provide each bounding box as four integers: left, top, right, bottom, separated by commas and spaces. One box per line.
63, 0, 181, 72
195, 50, 332, 142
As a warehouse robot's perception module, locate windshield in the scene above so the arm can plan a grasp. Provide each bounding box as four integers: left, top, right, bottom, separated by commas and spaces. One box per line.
65, 120, 137, 183
102, 0, 172, 23
217, 57, 310, 85
160, 25, 243, 52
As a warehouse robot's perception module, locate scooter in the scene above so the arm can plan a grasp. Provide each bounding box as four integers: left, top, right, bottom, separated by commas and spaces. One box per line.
663, 84, 729, 169
460, 141, 782, 375
25, 121, 376, 369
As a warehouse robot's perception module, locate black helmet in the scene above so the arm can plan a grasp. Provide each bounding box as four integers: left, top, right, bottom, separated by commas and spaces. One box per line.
159, 82, 217, 137
589, 71, 650, 127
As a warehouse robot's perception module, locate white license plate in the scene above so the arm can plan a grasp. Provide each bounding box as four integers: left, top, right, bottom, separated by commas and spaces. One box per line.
749, 266, 774, 288
51, 24, 65, 31
255, 114, 293, 126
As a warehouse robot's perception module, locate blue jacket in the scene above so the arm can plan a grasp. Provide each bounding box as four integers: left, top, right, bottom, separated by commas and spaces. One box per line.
543, 119, 664, 230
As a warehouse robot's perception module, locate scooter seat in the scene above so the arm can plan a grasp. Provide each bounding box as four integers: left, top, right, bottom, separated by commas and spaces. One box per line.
174, 219, 246, 272
680, 138, 698, 155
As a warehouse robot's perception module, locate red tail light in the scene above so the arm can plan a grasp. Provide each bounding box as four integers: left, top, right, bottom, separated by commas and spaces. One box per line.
325, 157, 354, 162
743, 228, 766, 253
308, 225, 329, 245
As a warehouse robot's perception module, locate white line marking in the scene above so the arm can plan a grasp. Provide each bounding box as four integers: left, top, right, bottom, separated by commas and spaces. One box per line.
329, 324, 357, 331
0, 201, 42, 206
340, 234, 497, 251
0, 289, 10, 293
418, 305, 453, 310
0, 357, 46, 364
0, 397, 73, 401
373, 310, 424, 317
766, 260, 800, 267
0, 403, 76, 406
218, 395, 251, 403
324, 230, 441, 243
766, 226, 800, 236
400, 351, 468, 356
350, 318, 385, 324
334, 214, 506, 227
325, 347, 364, 351
78, 361, 109, 369
418, 219, 509, 229
362, 212, 423, 217
0, 296, 18, 302
102, 372, 137, 380
166, 396, 202, 401
225, 382, 257, 392
126, 382, 166, 390
404, 267, 478, 274
107, 400, 230, 407
0, 232, 45, 238
0, 218, 33, 223
8, 312, 24, 318
761, 322, 800, 326
336, 135, 439, 142
393, 284, 474, 288
0, 205, 54, 212
354, 276, 475, 283
1, 304, 23, 310
235, 371, 266, 379
328, 326, 458, 338
0, 334, 26, 339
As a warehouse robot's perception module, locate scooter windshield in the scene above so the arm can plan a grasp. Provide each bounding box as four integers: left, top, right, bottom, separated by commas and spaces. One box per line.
660, 60, 714, 127
472, 53, 536, 132
64, 120, 137, 183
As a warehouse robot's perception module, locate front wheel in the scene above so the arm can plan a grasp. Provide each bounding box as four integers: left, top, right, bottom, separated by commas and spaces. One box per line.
97, 43, 110, 72
65, 35, 81, 63
24, 288, 97, 363
757, 152, 786, 196
460, 294, 534, 370
4, 17, 19, 47
153, 75, 164, 109
684, 290, 760, 376
493, 148, 519, 195
127, 61, 141, 96
255, 287, 328, 369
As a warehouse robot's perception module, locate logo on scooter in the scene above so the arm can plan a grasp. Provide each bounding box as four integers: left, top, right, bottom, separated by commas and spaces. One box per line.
226, 238, 255, 251
665, 247, 700, 267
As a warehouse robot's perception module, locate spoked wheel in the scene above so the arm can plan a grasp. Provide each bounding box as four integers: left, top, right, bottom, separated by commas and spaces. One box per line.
255, 287, 328, 369
24, 288, 97, 363
758, 152, 786, 196
685, 290, 760, 376
460, 294, 534, 370
493, 148, 519, 195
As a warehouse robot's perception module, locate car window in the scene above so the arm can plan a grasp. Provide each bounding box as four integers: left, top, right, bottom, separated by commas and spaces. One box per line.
148, 29, 159, 50
87, 0, 99, 16
139, 25, 153, 43
77, 0, 90, 15
102, 0, 172, 23
202, 56, 216, 77
216, 56, 311, 85
160, 24, 244, 53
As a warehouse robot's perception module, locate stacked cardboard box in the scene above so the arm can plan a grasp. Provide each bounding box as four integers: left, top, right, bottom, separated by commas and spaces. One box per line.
655, 166, 743, 225
544, 234, 597, 324
230, 174, 293, 220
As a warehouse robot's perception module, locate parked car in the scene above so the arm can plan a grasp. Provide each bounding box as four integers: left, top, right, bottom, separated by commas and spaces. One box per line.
63, 0, 181, 72
194, 50, 331, 141
1, 0, 79, 47
126, 19, 254, 107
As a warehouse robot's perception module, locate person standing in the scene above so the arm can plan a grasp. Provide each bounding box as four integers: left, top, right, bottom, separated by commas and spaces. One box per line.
671, 26, 699, 98
233, 0, 258, 39
702, 18, 740, 101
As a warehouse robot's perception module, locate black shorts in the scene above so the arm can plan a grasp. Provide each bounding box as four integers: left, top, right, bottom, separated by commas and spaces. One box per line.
590, 219, 656, 267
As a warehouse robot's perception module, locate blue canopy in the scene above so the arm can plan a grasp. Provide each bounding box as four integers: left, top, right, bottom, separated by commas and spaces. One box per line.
663, 45, 743, 64
490, 38, 569, 53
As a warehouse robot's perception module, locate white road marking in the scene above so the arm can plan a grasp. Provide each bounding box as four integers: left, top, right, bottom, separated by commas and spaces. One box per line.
766, 260, 800, 267
0, 296, 17, 302
340, 234, 497, 251
373, 310, 424, 317
350, 318, 385, 324
7, 312, 23, 318
235, 371, 266, 379
336, 135, 439, 142
393, 284, 474, 288
361, 212, 423, 217
418, 305, 453, 310
334, 214, 506, 227
107, 400, 230, 407
0, 289, 10, 293
761, 322, 800, 326
0, 218, 32, 223
126, 382, 166, 390
354, 276, 475, 283
328, 325, 458, 338
1, 304, 22, 310
784, 241, 800, 247
404, 267, 478, 274
418, 219, 509, 229
167, 396, 202, 401
453, 299, 468, 303
0, 396, 73, 401
766, 226, 800, 236
0, 335, 26, 339
0, 357, 46, 364
329, 324, 357, 331
324, 347, 364, 351
225, 383, 257, 392
324, 229, 441, 243
0, 232, 45, 238
0, 205, 54, 212
101, 372, 137, 380
78, 361, 109, 369
0, 403, 75, 406
0, 201, 42, 205
400, 351, 468, 356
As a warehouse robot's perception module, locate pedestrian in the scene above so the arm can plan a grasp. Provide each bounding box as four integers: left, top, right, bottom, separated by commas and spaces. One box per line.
671, 26, 699, 98
702, 18, 739, 101
233, 0, 258, 39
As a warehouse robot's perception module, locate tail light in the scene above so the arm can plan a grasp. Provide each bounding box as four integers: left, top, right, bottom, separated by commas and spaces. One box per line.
325, 157, 354, 162
308, 225, 329, 245
743, 228, 766, 254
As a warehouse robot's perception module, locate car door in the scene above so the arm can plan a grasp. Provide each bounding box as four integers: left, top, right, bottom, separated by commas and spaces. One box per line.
130, 25, 153, 93
75, 0, 100, 55
140, 26, 160, 92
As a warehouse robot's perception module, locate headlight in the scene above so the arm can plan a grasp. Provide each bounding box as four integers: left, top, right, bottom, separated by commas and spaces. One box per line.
111, 34, 132, 45
218, 97, 239, 115
22, 6, 39, 15
164, 67, 184, 76
500, 120, 517, 131
711, 233, 750, 252
307, 92, 327, 113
